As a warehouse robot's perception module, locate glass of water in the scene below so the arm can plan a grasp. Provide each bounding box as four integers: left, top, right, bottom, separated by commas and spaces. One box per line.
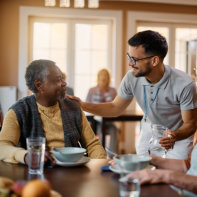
26, 137, 46, 175
119, 176, 140, 197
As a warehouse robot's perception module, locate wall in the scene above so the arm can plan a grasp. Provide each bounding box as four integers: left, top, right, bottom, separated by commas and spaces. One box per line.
0, 0, 197, 87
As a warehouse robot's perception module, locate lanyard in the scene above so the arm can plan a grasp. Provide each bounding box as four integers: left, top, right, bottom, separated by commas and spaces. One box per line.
143, 85, 160, 121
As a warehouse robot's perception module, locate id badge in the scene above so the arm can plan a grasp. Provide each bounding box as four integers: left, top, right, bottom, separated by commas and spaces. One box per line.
136, 117, 152, 156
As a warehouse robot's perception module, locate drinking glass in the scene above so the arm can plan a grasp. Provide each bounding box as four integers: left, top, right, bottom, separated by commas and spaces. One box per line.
148, 124, 169, 158
26, 137, 46, 175
119, 177, 140, 197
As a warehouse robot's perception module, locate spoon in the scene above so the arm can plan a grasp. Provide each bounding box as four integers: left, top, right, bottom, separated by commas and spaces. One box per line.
105, 147, 118, 159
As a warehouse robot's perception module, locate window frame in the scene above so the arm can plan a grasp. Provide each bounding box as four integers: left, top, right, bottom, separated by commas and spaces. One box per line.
18, 6, 122, 99
29, 16, 113, 93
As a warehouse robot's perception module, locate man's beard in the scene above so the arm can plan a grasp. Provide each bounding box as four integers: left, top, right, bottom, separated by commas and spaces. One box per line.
132, 67, 152, 78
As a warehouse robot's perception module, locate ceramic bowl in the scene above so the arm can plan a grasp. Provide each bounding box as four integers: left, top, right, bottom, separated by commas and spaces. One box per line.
52, 147, 86, 162
114, 154, 152, 172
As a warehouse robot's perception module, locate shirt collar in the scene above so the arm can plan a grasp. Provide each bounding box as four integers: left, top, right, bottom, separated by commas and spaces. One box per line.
141, 64, 170, 89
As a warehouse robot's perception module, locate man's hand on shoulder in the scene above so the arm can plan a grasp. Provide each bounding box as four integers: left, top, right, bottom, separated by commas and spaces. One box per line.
66, 95, 85, 108
66, 95, 81, 103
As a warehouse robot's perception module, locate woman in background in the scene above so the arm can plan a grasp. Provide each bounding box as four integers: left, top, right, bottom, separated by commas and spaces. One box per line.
86, 68, 119, 153
86, 69, 116, 103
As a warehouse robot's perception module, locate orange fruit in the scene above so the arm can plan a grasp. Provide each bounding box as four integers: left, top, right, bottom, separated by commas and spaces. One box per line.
21, 179, 51, 197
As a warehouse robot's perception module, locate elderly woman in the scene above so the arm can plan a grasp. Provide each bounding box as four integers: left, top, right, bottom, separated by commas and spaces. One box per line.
0, 59, 106, 165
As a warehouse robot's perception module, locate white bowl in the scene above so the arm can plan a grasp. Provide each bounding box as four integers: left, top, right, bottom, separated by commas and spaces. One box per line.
114, 154, 151, 172
52, 147, 86, 162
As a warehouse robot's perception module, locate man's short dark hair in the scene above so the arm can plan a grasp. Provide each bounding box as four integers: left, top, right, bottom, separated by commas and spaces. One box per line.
128, 30, 168, 60
25, 59, 55, 93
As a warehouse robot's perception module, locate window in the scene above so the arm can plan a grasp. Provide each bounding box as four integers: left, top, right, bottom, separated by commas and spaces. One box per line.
137, 23, 197, 77
128, 11, 197, 76
19, 7, 122, 99
137, 24, 169, 65
32, 21, 68, 74
74, 23, 111, 99
176, 28, 197, 76
30, 17, 112, 100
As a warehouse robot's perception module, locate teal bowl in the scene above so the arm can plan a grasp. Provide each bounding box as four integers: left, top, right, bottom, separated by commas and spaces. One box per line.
52, 147, 86, 162
114, 154, 152, 172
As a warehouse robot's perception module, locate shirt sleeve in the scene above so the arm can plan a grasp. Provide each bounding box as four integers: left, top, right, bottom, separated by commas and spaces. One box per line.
118, 71, 134, 100
80, 110, 106, 159
180, 82, 197, 110
0, 109, 27, 164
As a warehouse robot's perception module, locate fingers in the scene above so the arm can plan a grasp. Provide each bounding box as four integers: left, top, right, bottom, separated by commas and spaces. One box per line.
66, 95, 79, 101
159, 138, 172, 149
159, 134, 176, 149
66, 95, 74, 99
44, 151, 56, 165
108, 159, 116, 165
126, 169, 150, 185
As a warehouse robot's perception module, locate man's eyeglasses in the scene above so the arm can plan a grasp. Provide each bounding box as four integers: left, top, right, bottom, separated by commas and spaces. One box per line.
126, 53, 155, 65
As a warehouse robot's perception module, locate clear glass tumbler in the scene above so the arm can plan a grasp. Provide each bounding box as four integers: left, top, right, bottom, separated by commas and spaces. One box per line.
119, 177, 140, 197
26, 137, 46, 175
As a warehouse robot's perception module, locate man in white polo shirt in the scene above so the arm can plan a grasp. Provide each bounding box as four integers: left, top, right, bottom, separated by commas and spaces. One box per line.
69, 30, 197, 159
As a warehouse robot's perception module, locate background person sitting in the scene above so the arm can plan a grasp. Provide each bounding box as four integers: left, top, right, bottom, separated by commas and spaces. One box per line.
0, 59, 106, 165
62, 72, 74, 96
86, 68, 119, 153
86, 68, 117, 103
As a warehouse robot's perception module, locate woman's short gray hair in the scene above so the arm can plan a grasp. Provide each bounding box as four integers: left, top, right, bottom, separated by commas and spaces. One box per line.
25, 59, 55, 93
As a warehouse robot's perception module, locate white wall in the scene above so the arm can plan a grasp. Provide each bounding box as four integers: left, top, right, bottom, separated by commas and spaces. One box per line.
0, 86, 17, 116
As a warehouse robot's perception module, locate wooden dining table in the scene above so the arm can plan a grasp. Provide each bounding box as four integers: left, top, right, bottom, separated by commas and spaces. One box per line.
86, 111, 143, 147
0, 159, 180, 197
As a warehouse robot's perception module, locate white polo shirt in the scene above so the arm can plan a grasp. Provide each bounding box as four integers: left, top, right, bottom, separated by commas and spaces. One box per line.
118, 65, 197, 159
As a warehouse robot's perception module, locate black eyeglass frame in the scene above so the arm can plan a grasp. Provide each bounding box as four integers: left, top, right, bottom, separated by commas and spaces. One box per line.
126, 53, 155, 65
